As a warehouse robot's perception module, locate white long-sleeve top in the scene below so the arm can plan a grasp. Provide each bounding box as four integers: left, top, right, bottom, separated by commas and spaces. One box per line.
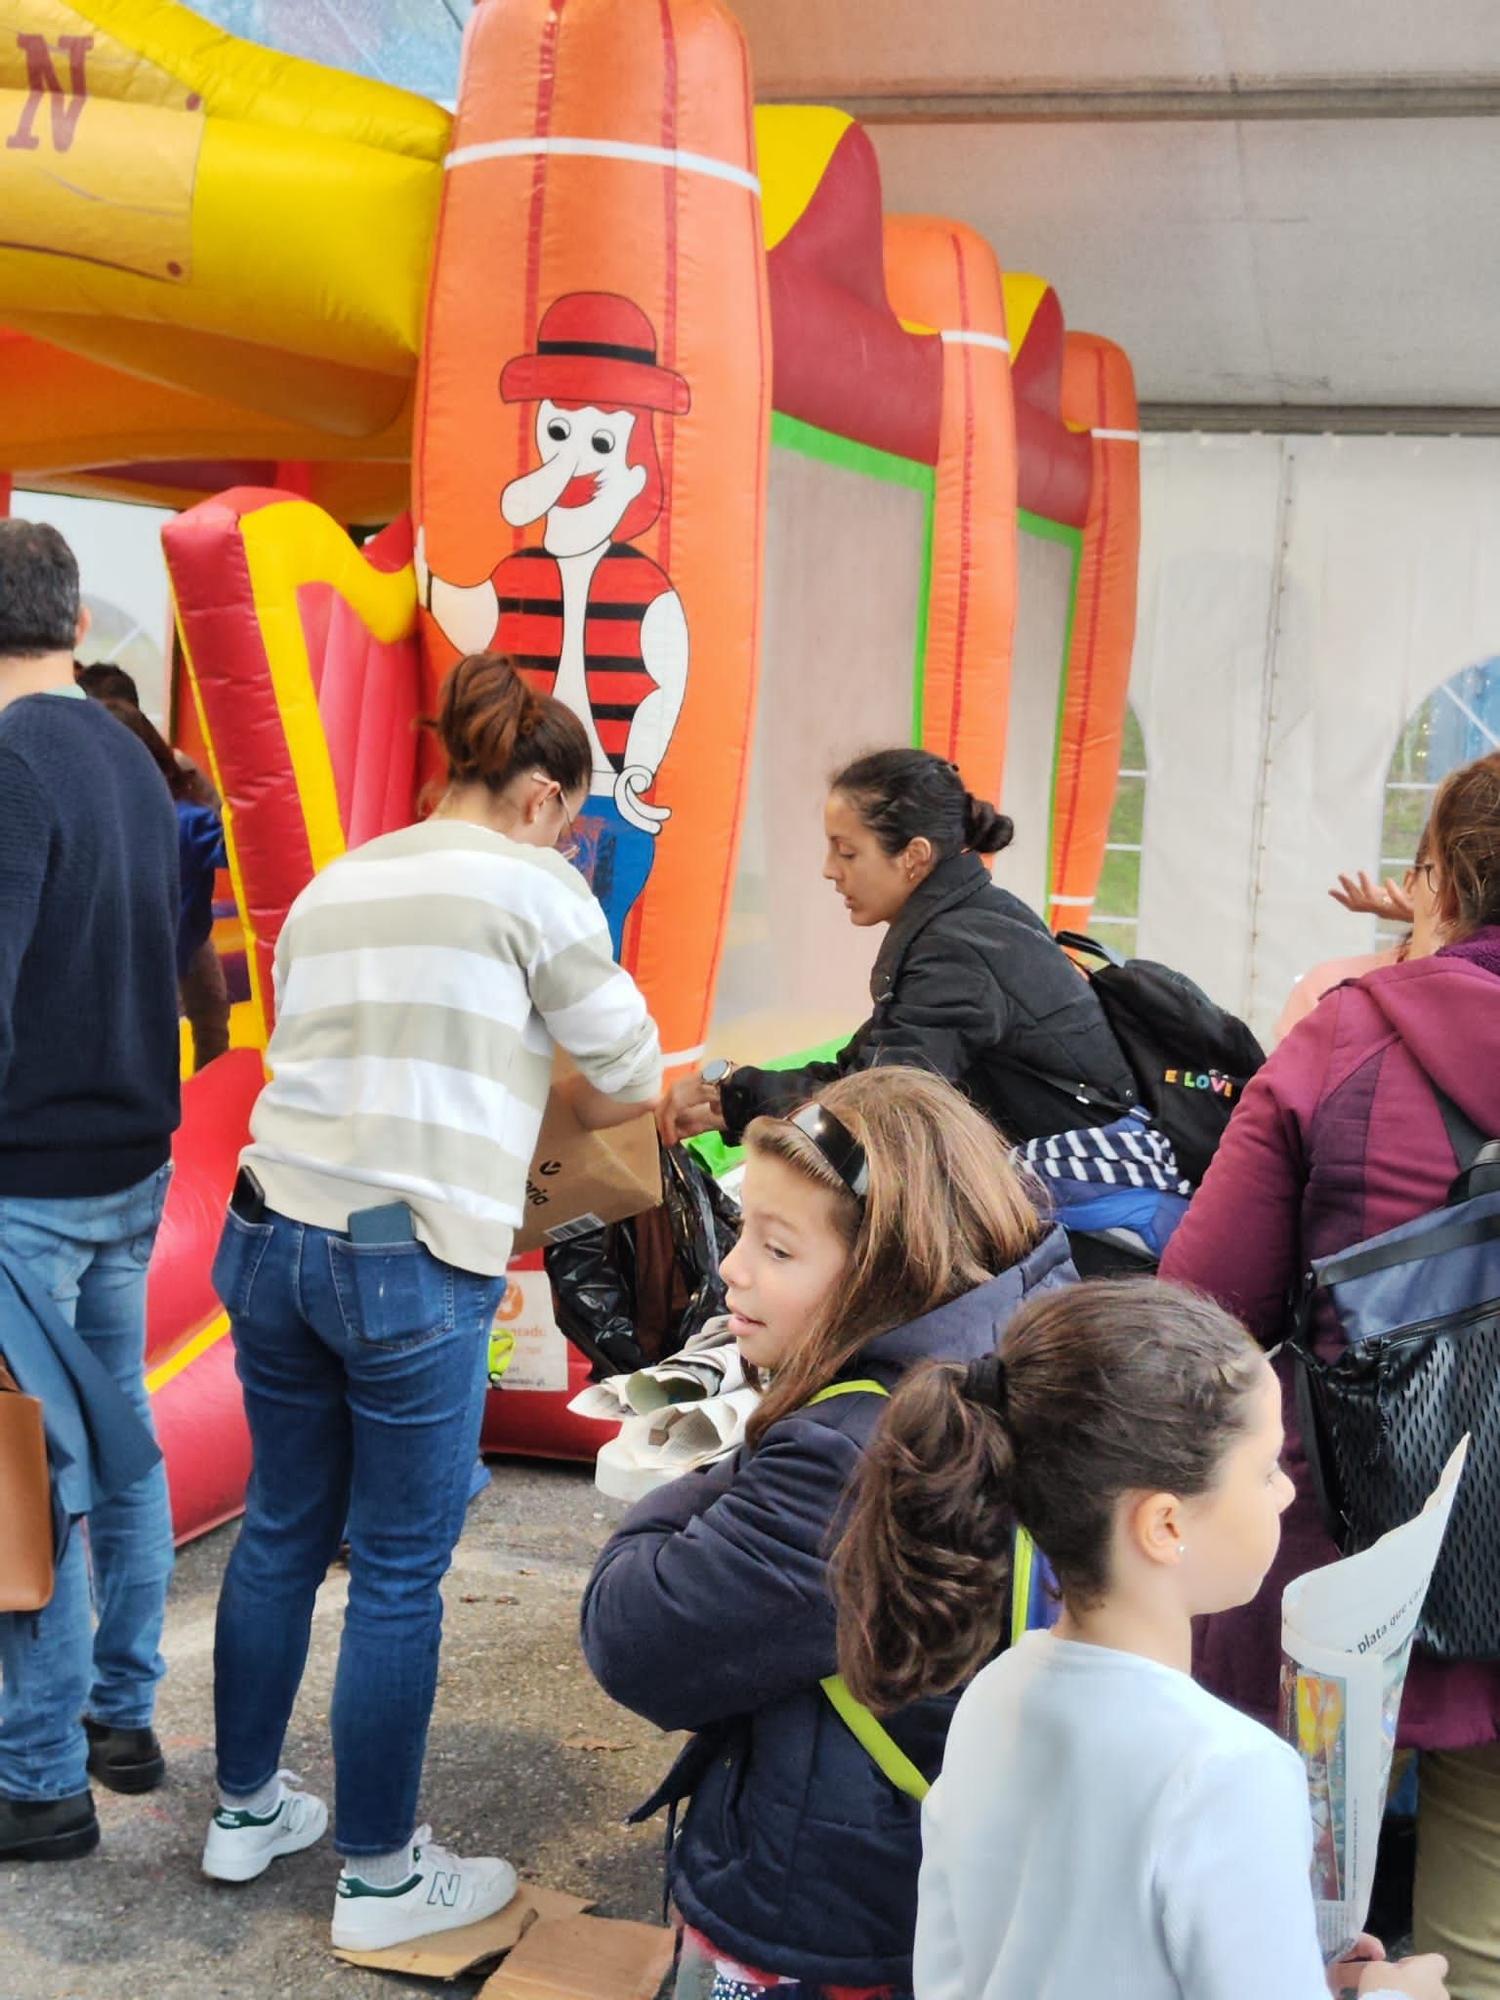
915, 1631, 1401, 2000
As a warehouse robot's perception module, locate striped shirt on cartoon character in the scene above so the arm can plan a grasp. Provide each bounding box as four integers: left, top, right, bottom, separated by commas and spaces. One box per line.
419, 292, 691, 960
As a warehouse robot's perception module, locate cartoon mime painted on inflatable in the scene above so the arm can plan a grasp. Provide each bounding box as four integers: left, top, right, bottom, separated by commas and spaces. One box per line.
417, 291, 691, 957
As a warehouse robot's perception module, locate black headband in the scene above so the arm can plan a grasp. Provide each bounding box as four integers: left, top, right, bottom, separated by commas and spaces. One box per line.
788, 1103, 869, 1204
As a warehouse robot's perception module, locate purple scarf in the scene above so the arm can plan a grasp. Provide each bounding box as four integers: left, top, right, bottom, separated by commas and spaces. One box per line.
1438, 924, 1500, 982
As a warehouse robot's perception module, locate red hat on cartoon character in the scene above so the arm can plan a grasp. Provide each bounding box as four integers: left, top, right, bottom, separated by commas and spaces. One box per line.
500, 293, 691, 415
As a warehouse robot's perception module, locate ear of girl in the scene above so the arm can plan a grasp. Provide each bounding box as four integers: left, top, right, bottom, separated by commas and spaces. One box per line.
832, 1280, 1447, 2000
578, 1066, 1073, 1993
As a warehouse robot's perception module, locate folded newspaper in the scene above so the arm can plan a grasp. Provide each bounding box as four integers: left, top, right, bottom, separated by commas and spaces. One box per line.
1280, 1435, 1469, 1961
569, 1319, 759, 1502
568, 1319, 747, 1419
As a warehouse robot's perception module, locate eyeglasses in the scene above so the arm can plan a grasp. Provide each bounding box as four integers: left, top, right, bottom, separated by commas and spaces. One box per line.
536, 774, 580, 862
1415, 861, 1438, 893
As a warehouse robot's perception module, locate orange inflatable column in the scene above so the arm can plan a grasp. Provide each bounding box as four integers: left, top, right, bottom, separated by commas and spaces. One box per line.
412, 0, 771, 1074
883, 217, 1017, 803
1048, 333, 1141, 930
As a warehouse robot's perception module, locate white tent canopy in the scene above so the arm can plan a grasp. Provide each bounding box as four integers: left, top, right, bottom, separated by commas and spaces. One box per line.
735, 0, 1500, 421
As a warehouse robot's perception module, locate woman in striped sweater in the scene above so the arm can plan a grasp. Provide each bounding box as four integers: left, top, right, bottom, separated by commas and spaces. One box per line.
202, 655, 661, 1951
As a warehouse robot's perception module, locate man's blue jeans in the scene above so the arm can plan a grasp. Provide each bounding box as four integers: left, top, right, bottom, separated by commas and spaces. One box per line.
0, 1166, 174, 1801
210, 1206, 504, 1857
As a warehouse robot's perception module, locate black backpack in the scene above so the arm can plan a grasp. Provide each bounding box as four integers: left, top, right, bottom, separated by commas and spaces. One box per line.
1288, 1084, 1500, 1661
1053, 932, 1266, 1186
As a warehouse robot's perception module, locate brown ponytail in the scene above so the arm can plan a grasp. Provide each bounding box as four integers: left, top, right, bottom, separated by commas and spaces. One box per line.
832, 1279, 1263, 1712
428, 653, 591, 799
1425, 750, 1500, 939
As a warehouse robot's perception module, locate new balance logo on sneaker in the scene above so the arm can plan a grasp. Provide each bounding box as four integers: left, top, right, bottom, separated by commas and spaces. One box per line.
330, 1826, 517, 1952
212, 1803, 285, 1831
202, 1776, 329, 1883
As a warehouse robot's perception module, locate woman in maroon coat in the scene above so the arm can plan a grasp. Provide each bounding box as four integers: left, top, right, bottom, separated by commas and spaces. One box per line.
1162, 751, 1500, 1998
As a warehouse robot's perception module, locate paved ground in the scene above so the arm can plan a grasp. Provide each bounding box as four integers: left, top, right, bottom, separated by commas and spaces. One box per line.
0, 1463, 672, 2000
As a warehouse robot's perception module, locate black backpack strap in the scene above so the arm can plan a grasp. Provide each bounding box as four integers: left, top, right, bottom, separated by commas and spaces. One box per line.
1054, 930, 1126, 969
1430, 1081, 1500, 1202
1017, 1064, 1136, 1116
1433, 1082, 1489, 1172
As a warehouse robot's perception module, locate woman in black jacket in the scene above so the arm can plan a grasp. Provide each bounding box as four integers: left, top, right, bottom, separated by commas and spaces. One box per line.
659, 748, 1134, 1148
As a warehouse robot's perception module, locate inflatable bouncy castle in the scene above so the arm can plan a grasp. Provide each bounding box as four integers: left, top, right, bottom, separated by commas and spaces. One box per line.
0, 0, 1140, 1534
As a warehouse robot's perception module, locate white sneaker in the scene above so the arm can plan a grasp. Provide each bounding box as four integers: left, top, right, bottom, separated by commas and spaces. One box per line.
202, 1773, 329, 1882
331, 1825, 519, 1952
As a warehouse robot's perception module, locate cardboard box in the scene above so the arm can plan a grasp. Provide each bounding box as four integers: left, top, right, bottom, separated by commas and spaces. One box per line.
331, 1884, 590, 1977
478, 1914, 675, 2000
514, 1061, 662, 1257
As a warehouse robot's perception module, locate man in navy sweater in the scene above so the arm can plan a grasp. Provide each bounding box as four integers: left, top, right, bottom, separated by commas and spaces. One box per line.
0, 520, 181, 1862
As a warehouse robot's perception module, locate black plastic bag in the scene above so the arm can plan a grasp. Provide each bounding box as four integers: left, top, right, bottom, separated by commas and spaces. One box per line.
544, 1143, 739, 1378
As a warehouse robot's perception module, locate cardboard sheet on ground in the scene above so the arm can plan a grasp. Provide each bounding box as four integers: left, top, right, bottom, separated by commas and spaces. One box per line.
514, 1058, 662, 1257
331, 1884, 590, 1976
478, 1914, 675, 2000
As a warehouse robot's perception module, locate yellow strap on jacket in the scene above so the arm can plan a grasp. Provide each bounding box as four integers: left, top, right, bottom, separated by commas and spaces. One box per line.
805, 1375, 1042, 1801
806, 1378, 930, 1801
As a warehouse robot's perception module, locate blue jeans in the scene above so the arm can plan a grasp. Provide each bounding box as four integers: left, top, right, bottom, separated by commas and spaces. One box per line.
574, 794, 657, 959
0, 1166, 174, 1801
210, 1207, 504, 1856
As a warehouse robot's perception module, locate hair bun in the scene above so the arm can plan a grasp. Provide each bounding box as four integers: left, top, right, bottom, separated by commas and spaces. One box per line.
963, 795, 1014, 855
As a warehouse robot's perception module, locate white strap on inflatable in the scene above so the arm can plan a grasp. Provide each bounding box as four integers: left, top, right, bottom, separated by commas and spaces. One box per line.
940, 329, 1012, 354
446, 135, 761, 197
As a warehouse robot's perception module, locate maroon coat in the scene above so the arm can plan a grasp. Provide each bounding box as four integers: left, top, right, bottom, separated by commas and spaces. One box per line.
1161, 934, 1500, 1751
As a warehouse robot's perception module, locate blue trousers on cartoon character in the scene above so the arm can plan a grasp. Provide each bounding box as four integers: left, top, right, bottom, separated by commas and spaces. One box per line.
574, 796, 657, 960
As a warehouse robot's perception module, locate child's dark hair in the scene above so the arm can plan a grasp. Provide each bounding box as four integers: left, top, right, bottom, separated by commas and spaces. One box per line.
832, 1279, 1263, 1712
76, 660, 142, 707
100, 697, 193, 802
427, 653, 591, 799
832, 747, 1012, 860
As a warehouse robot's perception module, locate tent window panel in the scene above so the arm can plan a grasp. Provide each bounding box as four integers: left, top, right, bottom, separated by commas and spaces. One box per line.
1089, 705, 1147, 961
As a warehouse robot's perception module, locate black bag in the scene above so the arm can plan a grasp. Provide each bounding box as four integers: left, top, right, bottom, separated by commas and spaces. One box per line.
545, 1143, 738, 1377
1288, 1086, 1500, 1662
1053, 932, 1266, 1186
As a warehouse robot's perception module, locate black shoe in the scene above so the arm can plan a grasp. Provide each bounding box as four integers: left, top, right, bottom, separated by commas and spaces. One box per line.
0, 1790, 99, 1862
84, 1718, 166, 1795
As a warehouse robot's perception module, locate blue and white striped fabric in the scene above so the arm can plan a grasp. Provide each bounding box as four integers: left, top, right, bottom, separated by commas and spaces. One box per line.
1024, 1106, 1192, 1197
1022, 1109, 1192, 1261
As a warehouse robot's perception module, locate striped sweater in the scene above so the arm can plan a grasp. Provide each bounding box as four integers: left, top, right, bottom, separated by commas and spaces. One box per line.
245, 819, 662, 1277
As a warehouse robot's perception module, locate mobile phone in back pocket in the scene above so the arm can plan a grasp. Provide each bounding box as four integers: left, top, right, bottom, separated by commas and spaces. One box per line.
347, 1202, 417, 1246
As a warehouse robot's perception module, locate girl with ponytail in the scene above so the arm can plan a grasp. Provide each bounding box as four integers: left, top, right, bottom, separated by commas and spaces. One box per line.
581, 1066, 1075, 1998
659, 745, 1134, 1152
834, 1279, 1448, 2000
205, 654, 660, 1949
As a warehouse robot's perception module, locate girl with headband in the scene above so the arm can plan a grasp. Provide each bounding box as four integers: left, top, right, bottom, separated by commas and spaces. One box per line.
581, 1067, 1074, 1999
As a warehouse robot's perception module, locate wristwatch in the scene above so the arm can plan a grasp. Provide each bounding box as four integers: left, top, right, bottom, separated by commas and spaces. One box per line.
701, 1058, 735, 1087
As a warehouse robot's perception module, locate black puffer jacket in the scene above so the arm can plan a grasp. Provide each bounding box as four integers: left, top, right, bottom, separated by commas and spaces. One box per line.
721, 852, 1135, 1145
579, 1227, 1076, 1987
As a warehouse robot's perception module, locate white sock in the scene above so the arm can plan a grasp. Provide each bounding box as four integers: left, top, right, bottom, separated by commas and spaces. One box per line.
344, 1838, 417, 1888
219, 1773, 282, 1817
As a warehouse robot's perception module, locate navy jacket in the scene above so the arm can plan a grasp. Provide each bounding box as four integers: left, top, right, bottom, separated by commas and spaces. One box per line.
580, 1226, 1076, 1987
720, 853, 1135, 1150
